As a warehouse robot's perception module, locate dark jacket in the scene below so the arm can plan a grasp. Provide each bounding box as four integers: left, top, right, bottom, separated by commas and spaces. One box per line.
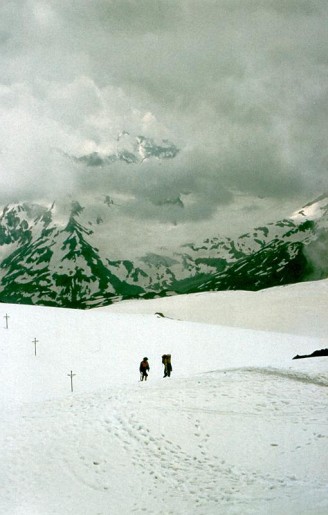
140, 360, 150, 373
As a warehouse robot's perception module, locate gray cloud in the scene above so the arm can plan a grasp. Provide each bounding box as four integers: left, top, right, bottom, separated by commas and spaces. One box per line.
0, 0, 327, 242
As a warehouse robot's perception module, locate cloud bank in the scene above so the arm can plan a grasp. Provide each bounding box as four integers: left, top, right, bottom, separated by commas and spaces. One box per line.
0, 0, 327, 232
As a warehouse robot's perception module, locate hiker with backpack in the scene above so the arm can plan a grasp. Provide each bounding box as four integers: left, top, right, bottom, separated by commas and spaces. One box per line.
139, 357, 150, 381
162, 354, 172, 378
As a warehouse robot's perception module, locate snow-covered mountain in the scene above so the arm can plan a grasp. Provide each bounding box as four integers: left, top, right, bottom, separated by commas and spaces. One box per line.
184, 195, 328, 294
105, 194, 328, 297
0, 202, 143, 308
0, 194, 327, 308
74, 133, 179, 167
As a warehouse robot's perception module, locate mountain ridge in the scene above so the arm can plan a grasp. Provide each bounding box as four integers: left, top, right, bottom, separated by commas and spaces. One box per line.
0, 194, 327, 308
73, 134, 179, 167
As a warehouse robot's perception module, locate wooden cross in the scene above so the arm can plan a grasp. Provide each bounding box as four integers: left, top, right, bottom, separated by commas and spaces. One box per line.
32, 338, 39, 356
67, 370, 76, 392
4, 313, 9, 329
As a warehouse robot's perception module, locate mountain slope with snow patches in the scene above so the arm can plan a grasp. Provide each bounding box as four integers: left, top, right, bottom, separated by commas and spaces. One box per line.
0, 194, 328, 308
1, 281, 328, 514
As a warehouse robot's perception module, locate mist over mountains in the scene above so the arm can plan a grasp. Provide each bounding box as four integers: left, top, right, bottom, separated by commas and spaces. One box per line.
0, 190, 327, 309
1, 1, 327, 213
74, 133, 179, 167
1, 1, 327, 309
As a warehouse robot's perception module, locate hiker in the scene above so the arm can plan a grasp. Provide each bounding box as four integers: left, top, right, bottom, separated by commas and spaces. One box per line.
162, 354, 172, 378
140, 357, 150, 381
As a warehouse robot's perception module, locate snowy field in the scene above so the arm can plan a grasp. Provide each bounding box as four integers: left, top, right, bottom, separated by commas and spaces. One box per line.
1, 280, 328, 514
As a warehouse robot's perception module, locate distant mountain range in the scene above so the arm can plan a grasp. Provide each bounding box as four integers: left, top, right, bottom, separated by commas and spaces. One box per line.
0, 192, 327, 309
0, 131, 327, 308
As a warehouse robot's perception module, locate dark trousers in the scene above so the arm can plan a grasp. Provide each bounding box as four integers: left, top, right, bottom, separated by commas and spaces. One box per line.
164, 365, 171, 377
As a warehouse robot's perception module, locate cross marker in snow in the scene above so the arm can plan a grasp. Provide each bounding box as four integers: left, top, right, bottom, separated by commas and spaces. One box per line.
67, 370, 76, 392
32, 338, 39, 356
4, 313, 9, 329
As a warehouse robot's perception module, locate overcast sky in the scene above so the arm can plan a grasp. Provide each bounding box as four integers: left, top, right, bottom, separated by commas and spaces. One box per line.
0, 0, 327, 254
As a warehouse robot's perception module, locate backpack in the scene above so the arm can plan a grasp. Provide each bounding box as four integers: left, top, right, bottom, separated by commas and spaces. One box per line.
162, 354, 171, 364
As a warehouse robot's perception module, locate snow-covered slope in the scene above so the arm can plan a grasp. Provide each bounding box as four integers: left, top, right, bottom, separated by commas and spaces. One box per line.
1, 282, 328, 514
99, 279, 328, 338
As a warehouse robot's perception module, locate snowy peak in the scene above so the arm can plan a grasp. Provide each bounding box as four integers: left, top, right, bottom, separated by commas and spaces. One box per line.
291, 193, 328, 222
75, 134, 179, 167
135, 135, 179, 161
